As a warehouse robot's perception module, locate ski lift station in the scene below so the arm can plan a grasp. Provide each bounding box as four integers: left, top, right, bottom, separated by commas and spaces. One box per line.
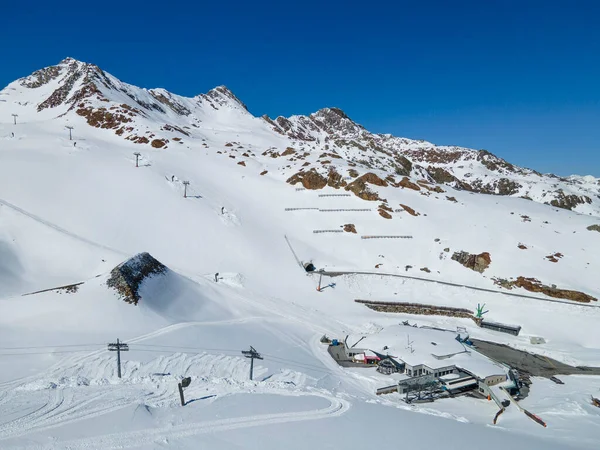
342, 325, 509, 396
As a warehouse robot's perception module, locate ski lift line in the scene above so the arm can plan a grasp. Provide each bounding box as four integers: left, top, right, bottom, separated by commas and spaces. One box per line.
133, 344, 240, 352
284, 234, 304, 268
0, 343, 106, 350
127, 348, 242, 356
113, 348, 338, 375
0, 348, 106, 356
261, 354, 337, 372
0, 344, 372, 381
120, 345, 332, 373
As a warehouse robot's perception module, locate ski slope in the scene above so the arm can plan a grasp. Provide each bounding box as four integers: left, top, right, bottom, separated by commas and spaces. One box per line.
1, 59, 600, 449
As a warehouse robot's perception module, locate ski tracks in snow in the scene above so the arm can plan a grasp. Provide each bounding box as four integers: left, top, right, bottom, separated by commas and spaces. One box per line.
0, 388, 65, 438
8, 391, 350, 450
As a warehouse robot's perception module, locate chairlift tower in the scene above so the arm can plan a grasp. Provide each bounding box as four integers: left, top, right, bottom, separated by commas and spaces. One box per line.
11, 113, 18, 125
241, 346, 263, 380
183, 181, 190, 198
107, 338, 129, 378
65, 125, 74, 140
133, 152, 141, 167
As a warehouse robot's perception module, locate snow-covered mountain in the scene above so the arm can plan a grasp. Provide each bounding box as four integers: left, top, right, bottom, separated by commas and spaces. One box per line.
3, 57, 599, 216
1, 58, 600, 449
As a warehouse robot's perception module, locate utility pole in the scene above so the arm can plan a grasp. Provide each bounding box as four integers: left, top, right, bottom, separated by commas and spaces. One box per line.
11, 114, 18, 125
65, 125, 74, 140
108, 338, 129, 378
178, 377, 192, 406
182, 181, 190, 198
316, 270, 323, 292
241, 346, 263, 381
133, 152, 141, 168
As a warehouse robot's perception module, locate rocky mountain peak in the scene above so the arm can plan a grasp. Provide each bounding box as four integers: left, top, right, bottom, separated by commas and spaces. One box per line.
4, 57, 600, 216
201, 85, 248, 111
310, 107, 364, 136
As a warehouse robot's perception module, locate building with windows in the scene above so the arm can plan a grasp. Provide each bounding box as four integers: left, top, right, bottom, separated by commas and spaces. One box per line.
345, 325, 508, 394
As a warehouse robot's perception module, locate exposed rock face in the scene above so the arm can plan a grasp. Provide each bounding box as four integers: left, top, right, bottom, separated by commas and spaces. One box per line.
393, 155, 412, 176
493, 277, 597, 303
9, 57, 600, 218
149, 90, 191, 116
311, 107, 364, 136
203, 85, 248, 111
427, 167, 457, 184
587, 224, 600, 232
398, 177, 420, 191
76, 103, 140, 130
476, 149, 517, 173
343, 224, 357, 233
286, 169, 327, 190
378, 203, 393, 219
417, 180, 445, 193
549, 190, 592, 210
399, 204, 419, 216
20, 64, 61, 88
451, 251, 491, 273
327, 168, 347, 188
378, 209, 392, 219
151, 139, 167, 148
106, 252, 167, 305
545, 252, 563, 263
345, 172, 387, 201
495, 178, 522, 195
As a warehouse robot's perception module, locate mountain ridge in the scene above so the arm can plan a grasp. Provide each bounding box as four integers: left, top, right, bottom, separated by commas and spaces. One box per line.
2, 57, 599, 216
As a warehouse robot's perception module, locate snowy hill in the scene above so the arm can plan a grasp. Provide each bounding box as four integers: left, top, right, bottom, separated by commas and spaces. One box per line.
1, 58, 600, 449
3, 57, 599, 216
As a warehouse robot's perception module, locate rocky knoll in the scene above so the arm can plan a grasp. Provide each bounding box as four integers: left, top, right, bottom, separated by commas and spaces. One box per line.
451, 251, 492, 273
106, 252, 167, 304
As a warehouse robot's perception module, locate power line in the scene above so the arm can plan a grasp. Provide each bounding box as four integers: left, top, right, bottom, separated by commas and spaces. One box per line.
131, 348, 336, 375
0, 344, 334, 372
0, 343, 106, 350
0, 349, 104, 356
134, 343, 239, 353
130, 348, 241, 356
0, 342, 353, 378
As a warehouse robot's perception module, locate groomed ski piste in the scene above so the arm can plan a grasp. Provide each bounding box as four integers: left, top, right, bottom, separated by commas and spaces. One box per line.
1, 59, 600, 449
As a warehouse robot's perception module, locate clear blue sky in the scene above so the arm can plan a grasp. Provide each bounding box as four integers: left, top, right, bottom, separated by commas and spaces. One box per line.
2, 0, 599, 176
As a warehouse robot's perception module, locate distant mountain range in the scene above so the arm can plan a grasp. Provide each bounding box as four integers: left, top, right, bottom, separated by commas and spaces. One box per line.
2, 57, 599, 216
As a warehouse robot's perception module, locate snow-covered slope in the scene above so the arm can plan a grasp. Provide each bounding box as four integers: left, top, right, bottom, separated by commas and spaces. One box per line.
2, 57, 599, 216
1, 58, 600, 449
